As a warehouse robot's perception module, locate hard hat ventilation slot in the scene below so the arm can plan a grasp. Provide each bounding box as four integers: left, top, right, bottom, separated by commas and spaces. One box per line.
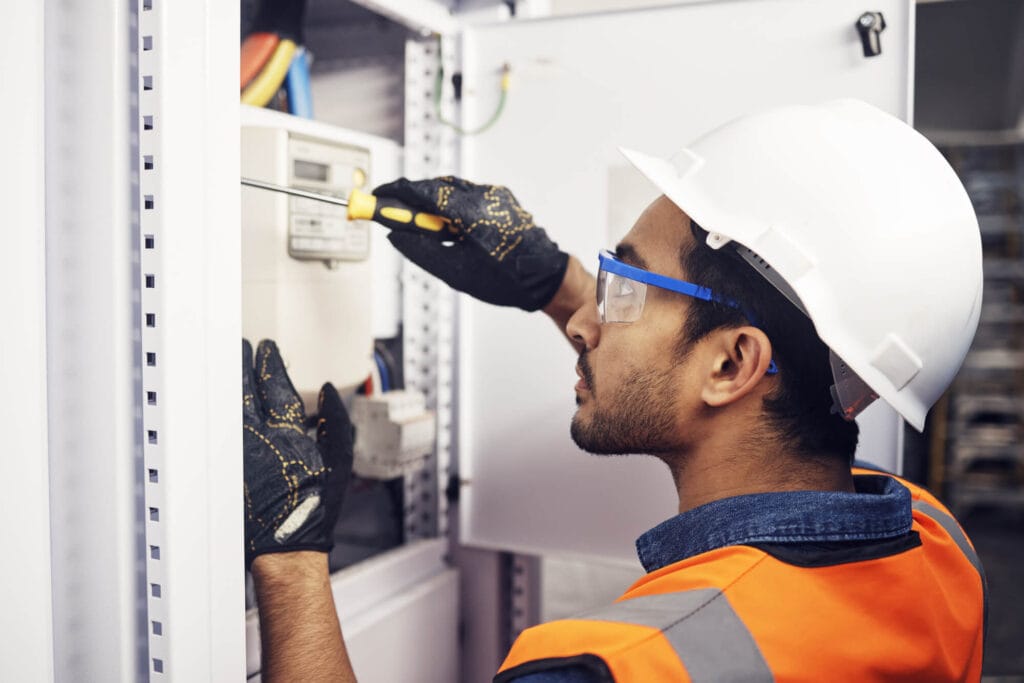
735, 245, 809, 316
829, 350, 879, 421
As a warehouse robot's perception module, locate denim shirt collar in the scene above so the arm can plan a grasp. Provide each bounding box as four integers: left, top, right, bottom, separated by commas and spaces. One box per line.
635, 474, 913, 573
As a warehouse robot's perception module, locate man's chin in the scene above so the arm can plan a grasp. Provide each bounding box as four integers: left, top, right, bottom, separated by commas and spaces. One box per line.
569, 413, 590, 450
570, 413, 625, 455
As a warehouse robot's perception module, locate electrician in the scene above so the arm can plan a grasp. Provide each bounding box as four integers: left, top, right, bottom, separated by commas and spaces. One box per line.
242, 99, 986, 682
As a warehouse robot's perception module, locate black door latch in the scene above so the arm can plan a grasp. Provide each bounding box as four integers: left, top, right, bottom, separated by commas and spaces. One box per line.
856, 11, 886, 57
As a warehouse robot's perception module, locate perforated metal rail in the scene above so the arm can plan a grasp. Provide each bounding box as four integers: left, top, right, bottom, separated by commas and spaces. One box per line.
401, 37, 460, 542
136, 0, 166, 675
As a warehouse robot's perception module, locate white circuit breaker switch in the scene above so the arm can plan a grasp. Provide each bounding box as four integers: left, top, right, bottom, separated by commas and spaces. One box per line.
350, 390, 436, 479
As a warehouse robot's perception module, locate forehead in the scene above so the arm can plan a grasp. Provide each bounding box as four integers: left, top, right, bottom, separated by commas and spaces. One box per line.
616, 195, 694, 278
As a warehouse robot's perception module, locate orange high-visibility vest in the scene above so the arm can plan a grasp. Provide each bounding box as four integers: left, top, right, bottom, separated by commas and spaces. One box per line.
497, 471, 986, 682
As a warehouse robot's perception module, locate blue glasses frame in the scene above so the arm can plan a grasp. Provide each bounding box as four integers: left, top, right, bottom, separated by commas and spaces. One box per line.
598, 250, 778, 374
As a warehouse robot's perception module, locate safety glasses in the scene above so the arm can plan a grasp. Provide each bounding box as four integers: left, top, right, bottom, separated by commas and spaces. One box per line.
596, 250, 778, 374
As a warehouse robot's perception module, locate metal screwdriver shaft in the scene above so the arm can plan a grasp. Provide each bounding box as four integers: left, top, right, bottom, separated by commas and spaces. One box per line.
241, 177, 350, 207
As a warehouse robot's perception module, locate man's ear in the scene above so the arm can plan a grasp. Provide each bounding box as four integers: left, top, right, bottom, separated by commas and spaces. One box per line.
700, 327, 775, 408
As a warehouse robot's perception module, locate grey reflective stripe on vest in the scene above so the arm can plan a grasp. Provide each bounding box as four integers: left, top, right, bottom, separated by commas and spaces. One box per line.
911, 499, 989, 635
577, 589, 773, 683
911, 500, 983, 578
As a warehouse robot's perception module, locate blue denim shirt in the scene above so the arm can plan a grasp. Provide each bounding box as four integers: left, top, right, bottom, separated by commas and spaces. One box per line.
507, 471, 913, 683
635, 472, 912, 573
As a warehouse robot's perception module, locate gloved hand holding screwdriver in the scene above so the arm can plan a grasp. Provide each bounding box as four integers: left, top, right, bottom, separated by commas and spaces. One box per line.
373, 176, 577, 312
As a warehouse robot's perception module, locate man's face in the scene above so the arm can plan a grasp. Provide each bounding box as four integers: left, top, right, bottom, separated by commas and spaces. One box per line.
568, 196, 702, 456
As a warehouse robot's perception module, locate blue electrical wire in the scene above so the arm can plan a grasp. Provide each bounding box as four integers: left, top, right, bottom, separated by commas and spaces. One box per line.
285, 47, 313, 118
374, 350, 389, 393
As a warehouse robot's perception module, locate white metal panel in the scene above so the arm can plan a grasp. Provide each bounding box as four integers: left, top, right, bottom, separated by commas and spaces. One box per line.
348, 0, 459, 35
0, 4, 54, 681
344, 569, 459, 682
138, 0, 245, 679
458, 0, 913, 561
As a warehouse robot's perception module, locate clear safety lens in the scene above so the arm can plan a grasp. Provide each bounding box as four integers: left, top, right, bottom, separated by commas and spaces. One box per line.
597, 268, 647, 323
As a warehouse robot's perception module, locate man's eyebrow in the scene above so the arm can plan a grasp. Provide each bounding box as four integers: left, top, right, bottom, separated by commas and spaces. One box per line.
614, 243, 648, 270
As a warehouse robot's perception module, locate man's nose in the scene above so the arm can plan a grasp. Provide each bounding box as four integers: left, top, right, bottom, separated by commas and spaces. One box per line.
566, 300, 601, 351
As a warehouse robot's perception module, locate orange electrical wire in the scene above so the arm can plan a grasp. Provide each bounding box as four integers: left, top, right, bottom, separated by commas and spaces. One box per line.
241, 39, 296, 107
240, 32, 280, 90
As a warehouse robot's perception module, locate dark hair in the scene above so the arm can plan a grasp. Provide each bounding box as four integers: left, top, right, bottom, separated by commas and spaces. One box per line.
680, 222, 859, 461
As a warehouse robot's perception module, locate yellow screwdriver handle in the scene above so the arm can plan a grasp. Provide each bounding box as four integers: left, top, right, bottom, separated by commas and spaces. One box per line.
347, 188, 455, 235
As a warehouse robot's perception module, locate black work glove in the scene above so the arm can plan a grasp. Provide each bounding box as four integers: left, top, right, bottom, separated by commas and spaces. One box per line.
242, 339, 354, 569
373, 176, 570, 311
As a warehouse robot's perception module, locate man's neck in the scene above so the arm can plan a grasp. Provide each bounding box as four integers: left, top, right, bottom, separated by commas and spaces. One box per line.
666, 421, 855, 514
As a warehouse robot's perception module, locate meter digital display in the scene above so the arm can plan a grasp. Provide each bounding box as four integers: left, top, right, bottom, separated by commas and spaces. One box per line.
293, 159, 329, 182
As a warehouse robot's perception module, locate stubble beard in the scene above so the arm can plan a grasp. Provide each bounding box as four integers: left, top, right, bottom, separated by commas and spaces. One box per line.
570, 352, 682, 456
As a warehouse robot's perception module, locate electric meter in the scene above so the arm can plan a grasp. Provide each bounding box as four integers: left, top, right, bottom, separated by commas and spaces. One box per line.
286, 135, 370, 265
240, 106, 399, 403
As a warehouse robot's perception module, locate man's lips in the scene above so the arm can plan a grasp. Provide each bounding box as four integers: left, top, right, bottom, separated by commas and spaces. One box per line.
575, 365, 589, 391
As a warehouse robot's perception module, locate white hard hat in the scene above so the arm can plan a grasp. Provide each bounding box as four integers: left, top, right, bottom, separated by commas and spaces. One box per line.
621, 99, 982, 432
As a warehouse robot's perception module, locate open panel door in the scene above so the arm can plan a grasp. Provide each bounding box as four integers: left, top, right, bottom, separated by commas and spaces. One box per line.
458, 0, 913, 562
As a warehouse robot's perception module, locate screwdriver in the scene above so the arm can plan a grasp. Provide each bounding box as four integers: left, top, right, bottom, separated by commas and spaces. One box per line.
240, 177, 455, 236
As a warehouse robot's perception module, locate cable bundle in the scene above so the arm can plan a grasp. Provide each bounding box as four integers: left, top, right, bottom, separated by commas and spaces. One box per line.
239, 0, 312, 117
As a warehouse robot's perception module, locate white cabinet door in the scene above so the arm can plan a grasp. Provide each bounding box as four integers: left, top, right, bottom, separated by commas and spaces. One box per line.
457, 0, 913, 562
